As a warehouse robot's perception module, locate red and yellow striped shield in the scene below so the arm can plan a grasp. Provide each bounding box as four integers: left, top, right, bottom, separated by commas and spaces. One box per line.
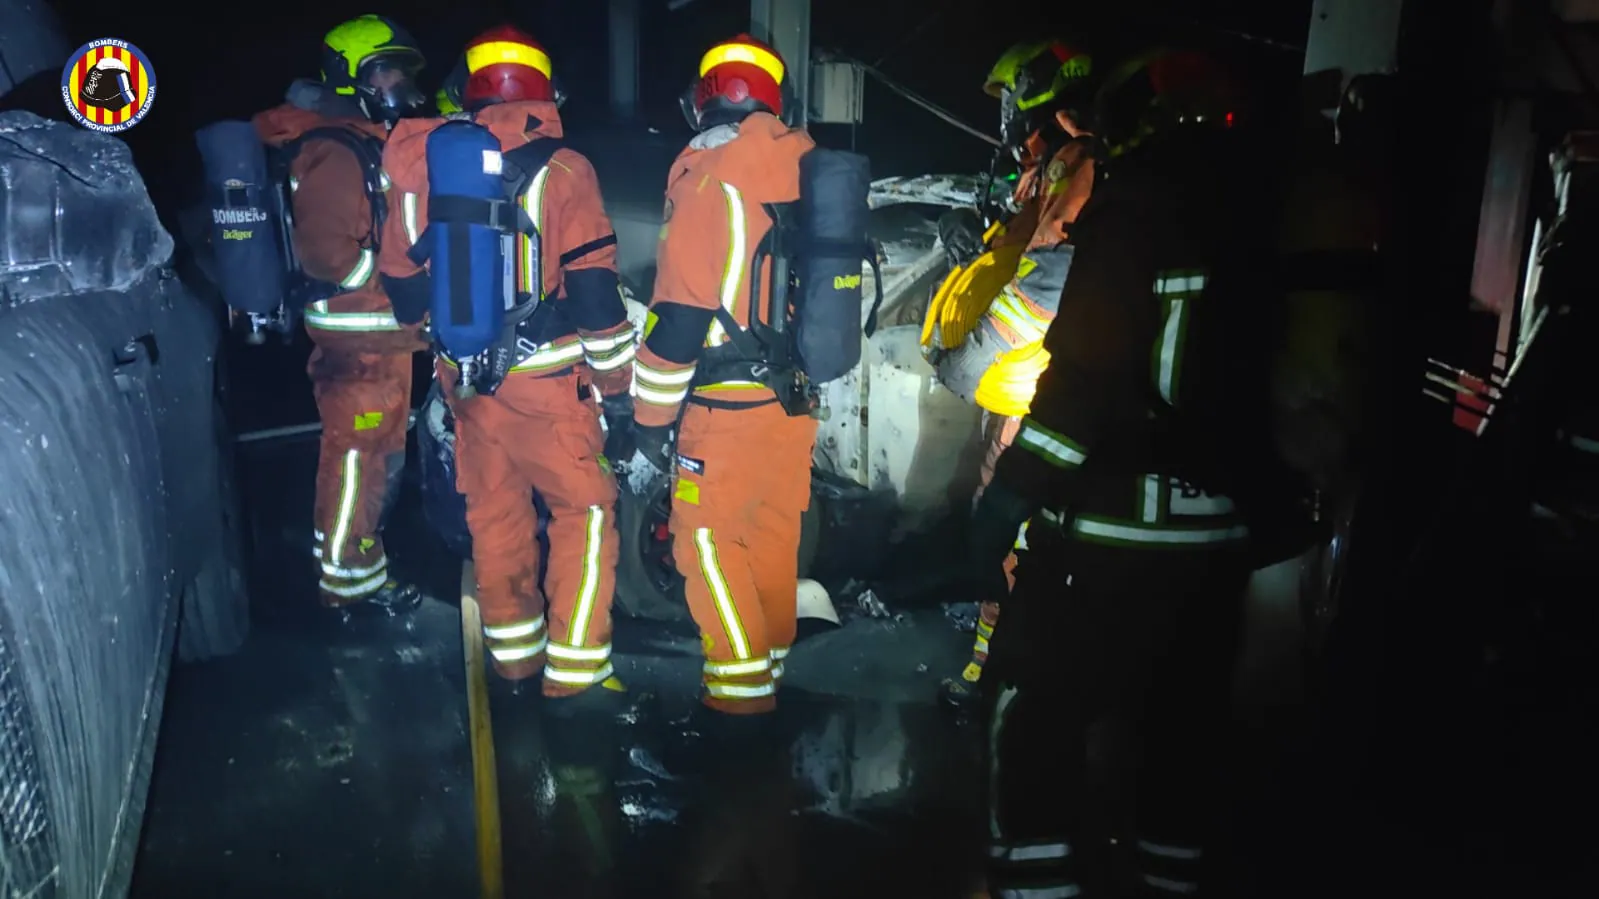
61, 39, 158, 133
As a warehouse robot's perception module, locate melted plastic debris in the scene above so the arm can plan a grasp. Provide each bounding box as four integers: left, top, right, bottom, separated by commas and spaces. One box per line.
0, 111, 174, 301
943, 602, 979, 633
855, 589, 891, 620
618, 449, 664, 496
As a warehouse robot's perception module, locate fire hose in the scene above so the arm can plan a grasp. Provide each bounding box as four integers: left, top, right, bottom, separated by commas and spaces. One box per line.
460, 562, 505, 899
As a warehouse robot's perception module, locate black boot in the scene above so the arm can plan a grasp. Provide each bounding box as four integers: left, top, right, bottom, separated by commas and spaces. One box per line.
332, 578, 423, 618
939, 658, 987, 712
542, 674, 632, 721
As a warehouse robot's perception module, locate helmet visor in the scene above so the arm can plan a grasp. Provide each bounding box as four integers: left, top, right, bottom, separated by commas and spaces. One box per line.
679, 80, 700, 130
360, 53, 426, 120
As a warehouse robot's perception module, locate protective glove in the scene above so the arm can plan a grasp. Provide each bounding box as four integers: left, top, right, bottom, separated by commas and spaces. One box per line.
620, 422, 674, 497
599, 393, 636, 464
965, 481, 1036, 606
937, 208, 986, 270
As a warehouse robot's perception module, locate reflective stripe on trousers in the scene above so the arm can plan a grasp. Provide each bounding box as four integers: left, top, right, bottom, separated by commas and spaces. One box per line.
312, 528, 389, 598
693, 527, 776, 702
483, 615, 548, 665
545, 505, 615, 686
1135, 839, 1204, 895
988, 684, 1080, 898
311, 450, 388, 598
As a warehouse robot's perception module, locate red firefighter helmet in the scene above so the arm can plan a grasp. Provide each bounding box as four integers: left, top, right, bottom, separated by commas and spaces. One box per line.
1094, 48, 1246, 155
689, 34, 787, 129
462, 24, 555, 109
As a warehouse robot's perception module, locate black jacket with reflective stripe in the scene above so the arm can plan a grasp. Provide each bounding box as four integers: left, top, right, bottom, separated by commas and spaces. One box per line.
993, 129, 1284, 523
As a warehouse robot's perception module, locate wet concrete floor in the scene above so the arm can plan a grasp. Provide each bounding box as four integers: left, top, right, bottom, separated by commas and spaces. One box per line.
128, 434, 984, 899
126, 426, 1599, 898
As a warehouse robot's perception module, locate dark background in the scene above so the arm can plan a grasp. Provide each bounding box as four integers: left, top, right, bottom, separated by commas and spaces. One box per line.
29, 0, 1313, 210
5, 0, 1314, 433
14, 3, 1593, 892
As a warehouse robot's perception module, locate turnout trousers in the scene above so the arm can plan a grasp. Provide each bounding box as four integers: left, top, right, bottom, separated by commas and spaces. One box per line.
669, 401, 817, 715
443, 365, 621, 696
964, 412, 1024, 680
982, 522, 1251, 898
309, 345, 413, 606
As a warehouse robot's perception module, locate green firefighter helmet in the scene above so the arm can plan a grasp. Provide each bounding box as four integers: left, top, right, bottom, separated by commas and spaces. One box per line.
985, 39, 1097, 147
435, 86, 462, 115
320, 14, 427, 125
435, 53, 468, 115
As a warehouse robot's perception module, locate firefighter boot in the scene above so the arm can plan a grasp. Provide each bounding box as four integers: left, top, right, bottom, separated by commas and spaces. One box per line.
331, 578, 424, 620
327, 452, 417, 621
679, 709, 798, 899
938, 663, 986, 712
365, 578, 424, 614
542, 674, 631, 721
940, 602, 998, 711
543, 703, 624, 894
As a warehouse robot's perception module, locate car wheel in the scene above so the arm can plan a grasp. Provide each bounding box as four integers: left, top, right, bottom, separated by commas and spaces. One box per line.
614, 476, 690, 622
614, 474, 823, 622
176, 401, 250, 662
417, 381, 474, 560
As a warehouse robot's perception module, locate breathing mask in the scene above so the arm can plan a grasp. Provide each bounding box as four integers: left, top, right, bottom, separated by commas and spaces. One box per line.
358, 56, 426, 126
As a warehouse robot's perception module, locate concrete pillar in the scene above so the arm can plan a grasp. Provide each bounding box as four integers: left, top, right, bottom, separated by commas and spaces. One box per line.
609, 0, 640, 121
751, 0, 811, 126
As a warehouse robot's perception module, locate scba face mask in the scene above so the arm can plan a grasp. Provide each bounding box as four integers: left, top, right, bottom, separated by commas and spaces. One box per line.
999, 87, 1031, 149
360, 57, 427, 125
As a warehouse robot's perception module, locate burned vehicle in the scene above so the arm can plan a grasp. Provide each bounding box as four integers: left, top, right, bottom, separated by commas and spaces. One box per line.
0, 110, 249, 898
419, 173, 1001, 620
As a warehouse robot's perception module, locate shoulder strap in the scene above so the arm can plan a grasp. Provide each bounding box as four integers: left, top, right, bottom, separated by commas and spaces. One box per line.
501, 137, 568, 228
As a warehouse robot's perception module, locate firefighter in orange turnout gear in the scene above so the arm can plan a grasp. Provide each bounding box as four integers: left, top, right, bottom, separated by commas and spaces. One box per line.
253, 14, 429, 611
627, 35, 816, 715
938, 39, 1102, 707
379, 26, 637, 698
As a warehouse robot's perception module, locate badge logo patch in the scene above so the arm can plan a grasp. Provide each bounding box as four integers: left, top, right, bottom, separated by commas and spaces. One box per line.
662, 198, 674, 223
62, 38, 157, 133
1045, 159, 1068, 183
675, 454, 705, 475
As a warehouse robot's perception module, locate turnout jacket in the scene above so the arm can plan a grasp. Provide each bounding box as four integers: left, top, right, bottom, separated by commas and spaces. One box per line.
378, 100, 635, 396
990, 132, 1280, 549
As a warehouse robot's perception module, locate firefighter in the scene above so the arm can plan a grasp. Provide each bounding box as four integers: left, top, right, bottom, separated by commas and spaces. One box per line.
967, 49, 1289, 897
626, 34, 817, 716
934, 39, 1105, 709
378, 25, 637, 701
253, 14, 428, 612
